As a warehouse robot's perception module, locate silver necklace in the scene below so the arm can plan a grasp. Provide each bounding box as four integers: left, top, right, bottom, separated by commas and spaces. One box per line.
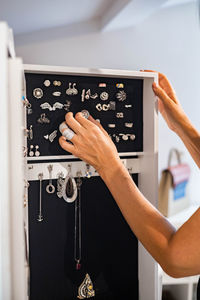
74, 175, 82, 270
75, 174, 95, 299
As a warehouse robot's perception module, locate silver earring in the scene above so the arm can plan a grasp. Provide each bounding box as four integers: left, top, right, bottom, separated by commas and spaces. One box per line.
85, 89, 91, 100
115, 135, 120, 143
44, 80, 51, 87
116, 112, 124, 118
49, 130, 57, 143
46, 165, 55, 194
40, 102, 53, 111
100, 92, 109, 101
52, 102, 64, 110
81, 89, 86, 102
108, 124, 116, 128
35, 145, 40, 157
37, 173, 43, 222
66, 83, 72, 95
102, 104, 109, 111
52, 91, 61, 97
125, 123, 133, 128
29, 145, 34, 157
96, 103, 102, 111
125, 104, 132, 108
72, 83, 78, 95
90, 93, 98, 99
27, 125, 33, 140
120, 134, 129, 141
37, 113, 50, 124
62, 166, 77, 203
33, 88, 43, 99
109, 101, 116, 110
116, 90, 126, 101
63, 100, 71, 111
57, 172, 65, 198
53, 80, 61, 86
129, 134, 136, 141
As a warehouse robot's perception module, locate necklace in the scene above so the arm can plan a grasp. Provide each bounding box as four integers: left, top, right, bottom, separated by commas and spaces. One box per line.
74, 175, 82, 270
75, 174, 95, 299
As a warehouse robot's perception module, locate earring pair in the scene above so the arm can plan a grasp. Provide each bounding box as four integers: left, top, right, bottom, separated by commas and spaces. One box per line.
29, 145, 40, 157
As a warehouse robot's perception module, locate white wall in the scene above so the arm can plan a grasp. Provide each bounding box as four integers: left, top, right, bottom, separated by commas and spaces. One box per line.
15, 2, 200, 204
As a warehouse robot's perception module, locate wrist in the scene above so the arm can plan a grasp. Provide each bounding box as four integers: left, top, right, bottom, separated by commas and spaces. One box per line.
98, 159, 129, 183
175, 117, 198, 140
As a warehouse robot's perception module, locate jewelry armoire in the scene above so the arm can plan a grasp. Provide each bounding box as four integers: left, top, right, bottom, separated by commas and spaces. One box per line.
0, 22, 160, 300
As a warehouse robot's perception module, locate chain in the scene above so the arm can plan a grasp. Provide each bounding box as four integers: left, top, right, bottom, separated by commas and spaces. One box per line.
74, 174, 82, 270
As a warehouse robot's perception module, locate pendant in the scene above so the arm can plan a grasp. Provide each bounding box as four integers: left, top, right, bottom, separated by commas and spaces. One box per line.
77, 273, 95, 299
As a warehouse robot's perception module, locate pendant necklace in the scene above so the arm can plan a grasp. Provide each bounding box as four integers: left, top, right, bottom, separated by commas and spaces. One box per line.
75, 174, 95, 299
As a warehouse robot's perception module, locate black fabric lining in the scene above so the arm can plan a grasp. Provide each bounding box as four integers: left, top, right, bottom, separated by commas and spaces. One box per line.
25, 73, 143, 158
28, 175, 138, 300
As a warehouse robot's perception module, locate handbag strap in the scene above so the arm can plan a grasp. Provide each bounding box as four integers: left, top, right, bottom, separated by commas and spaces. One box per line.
168, 148, 182, 167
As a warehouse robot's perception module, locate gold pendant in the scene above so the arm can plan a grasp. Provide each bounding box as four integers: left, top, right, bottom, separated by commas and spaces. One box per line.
77, 273, 95, 299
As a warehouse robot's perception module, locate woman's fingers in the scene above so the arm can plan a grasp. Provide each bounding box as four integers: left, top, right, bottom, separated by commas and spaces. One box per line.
142, 70, 178, 103
59, 136, 76, 154
75, 112, 96, 129
65, 112, 83, 134
88, 115, 109, 136
152, 82, 175, 108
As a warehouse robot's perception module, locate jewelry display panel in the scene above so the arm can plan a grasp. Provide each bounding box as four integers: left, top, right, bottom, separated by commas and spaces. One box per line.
28, 175, 138, 300
25, 73, 143, 158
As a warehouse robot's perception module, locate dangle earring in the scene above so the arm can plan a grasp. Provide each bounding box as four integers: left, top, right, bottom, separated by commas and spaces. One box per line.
72, 83, 78, 95
57, 172, 65, 198
35, 145, 40, 157
37, 173, 44, 222
62, 165, 77, 203
29, 145, 34, 157
66, 83, 73, 95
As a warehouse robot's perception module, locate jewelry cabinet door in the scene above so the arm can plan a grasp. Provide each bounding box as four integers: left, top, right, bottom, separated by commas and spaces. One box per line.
0, 26, 27, 300
8, 57, 28, 300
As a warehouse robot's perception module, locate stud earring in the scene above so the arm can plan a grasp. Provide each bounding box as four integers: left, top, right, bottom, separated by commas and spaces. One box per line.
100, 92, 109, 101
49, 130, 57, 143
116, 90, 126, 101
33, 88, 43, 99
29, 145, 34, 157
35, 145, 40, 157
44, 80, 51, 87
52, 91, 61, 97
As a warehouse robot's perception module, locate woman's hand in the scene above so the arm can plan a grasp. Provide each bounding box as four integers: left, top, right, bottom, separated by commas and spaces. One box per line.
144, 70, 191, 135
59, 112, 122, 174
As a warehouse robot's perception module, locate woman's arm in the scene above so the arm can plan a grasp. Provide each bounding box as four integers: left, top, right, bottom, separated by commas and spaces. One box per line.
98, 162, 200, 278
59, 72, 200, 277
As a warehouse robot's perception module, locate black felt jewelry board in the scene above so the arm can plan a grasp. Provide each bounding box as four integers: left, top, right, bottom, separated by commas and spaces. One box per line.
25, 73, 143, 157
28, 175, 138, 300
